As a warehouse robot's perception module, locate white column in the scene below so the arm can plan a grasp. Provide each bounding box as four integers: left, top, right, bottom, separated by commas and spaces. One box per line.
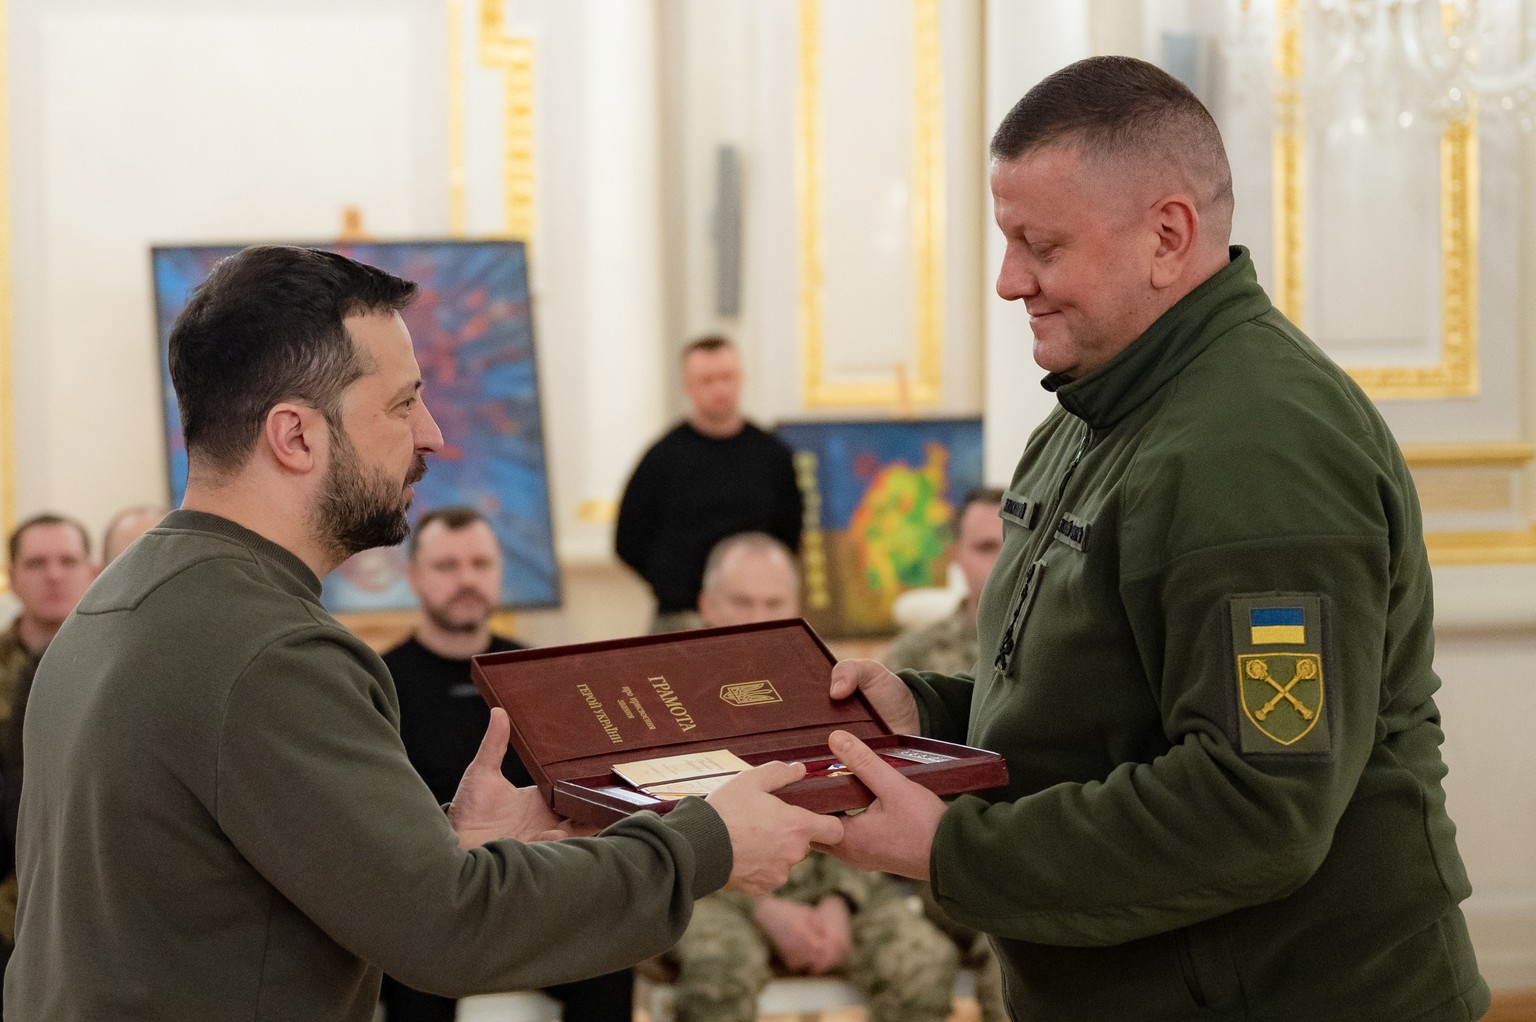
981, 2, 1092, 485
567, 0, 667, 561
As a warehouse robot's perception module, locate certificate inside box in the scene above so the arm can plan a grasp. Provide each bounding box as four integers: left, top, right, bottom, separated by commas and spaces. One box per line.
470, 618, 1008, 826
612, 749, 751, 800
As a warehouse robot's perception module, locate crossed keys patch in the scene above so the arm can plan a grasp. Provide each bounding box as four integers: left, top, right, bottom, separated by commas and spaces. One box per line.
1228, 594, 1331, 755
1237, 654, 1323, 746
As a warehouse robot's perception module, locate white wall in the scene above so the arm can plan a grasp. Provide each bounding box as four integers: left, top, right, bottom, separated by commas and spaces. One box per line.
981, 1, 1087, 481
6, 0, 450, 541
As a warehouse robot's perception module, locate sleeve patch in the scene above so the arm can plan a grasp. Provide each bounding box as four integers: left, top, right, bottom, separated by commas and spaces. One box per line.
1229, 594, 1330, 755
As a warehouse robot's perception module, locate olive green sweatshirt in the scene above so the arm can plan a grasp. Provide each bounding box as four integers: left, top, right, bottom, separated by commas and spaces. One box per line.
9, 510, 732, 1021
911, 250, 1489, 1021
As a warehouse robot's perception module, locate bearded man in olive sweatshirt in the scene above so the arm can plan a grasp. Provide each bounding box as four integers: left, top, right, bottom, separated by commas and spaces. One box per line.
8, 245, 841, 1022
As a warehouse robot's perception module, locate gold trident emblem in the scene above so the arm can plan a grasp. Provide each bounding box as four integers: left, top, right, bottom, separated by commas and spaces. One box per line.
719, 680, 782, 707
1246, 657, 1317, 721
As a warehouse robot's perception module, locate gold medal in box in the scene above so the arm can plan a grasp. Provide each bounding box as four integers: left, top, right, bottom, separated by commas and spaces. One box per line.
611, 750, 752, 800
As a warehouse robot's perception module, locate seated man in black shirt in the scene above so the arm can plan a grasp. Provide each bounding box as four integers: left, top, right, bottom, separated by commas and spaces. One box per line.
379, 506, 632, 1022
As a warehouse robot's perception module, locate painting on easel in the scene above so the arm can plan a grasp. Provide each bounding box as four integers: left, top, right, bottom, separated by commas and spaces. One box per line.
775, 417, 984, 638
150, 240, 561, 614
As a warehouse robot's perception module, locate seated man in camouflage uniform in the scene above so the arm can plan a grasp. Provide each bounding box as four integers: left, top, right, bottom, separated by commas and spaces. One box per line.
884, 488, 1005, 677
883, 488, 1006, 1022
666, 533, 958, 1022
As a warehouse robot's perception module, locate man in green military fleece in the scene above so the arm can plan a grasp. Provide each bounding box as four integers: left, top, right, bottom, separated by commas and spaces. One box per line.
824, 56, 1489, 1022
8, 245, 842, 1021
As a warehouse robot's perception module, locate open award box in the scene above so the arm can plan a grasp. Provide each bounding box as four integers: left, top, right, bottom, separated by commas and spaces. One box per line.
469, 619, 1008, 826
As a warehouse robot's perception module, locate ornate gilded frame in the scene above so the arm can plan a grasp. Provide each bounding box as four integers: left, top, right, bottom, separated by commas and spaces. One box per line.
797, 0, 945, 407
448, 0, 534, 241
1271, 0, 1478, 399
1, 0, 13, 585
1268, 1, 1533, 562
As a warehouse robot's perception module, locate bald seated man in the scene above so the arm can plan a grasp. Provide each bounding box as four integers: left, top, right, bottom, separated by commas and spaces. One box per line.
101, 504, 169, 564
665, 532, 959, 1022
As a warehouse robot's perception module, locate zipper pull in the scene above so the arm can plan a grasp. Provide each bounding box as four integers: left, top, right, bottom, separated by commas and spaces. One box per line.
993, 560, 1041, 674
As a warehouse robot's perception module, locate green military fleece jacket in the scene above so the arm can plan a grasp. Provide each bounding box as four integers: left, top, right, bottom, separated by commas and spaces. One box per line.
9, 511, 733, 1021
910, 250, 1489, 1022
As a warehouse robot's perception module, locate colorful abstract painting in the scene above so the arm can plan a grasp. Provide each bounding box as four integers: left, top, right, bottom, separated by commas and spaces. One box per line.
151, 240, 560, 613
776, 418, 984, 638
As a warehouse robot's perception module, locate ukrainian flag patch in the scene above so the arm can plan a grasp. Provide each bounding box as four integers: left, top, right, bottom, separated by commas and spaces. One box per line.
1249, 607, 1305, 645
1228, 594, 1330, 755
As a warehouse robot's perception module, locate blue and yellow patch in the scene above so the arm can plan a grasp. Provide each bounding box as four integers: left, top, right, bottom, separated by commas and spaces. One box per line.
1249, 607, 1305, 645
1228, 595, 1330, 755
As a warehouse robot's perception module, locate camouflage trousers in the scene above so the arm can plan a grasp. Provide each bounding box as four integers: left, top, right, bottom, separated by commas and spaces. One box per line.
915, 883, 1007, 1022
666, 895, 959, 1022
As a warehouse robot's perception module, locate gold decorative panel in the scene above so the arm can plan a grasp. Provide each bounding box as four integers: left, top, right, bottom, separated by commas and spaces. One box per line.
797, 0, 945, 407
1424, 525, 1536, 565
448, 0, 534, 241
1272, 0, 1478, 400
1412, 471, 1514, 516
1401, 441, 1535, 469
1401, 443, 1536, 564
1, 0, 13, 580
447, 0, 467, 236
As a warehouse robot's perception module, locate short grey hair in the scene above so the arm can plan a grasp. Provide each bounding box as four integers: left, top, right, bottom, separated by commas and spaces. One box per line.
990, 55, 1233, 241
700, 532, 799, 594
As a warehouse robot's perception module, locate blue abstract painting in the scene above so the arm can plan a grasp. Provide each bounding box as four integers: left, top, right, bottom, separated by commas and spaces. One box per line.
151, 240, 560, 613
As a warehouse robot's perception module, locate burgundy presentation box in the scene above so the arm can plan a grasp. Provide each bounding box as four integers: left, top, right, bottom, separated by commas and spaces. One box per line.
470, 618, 1008, 826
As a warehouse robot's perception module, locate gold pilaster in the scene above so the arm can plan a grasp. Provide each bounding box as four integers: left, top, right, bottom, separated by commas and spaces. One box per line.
797, 0, 825, 404
910, 0, 944, 398
1272, 0, 1305, 325
798, 0, 945, 408
478, 0, 534, 241
0, 0, 14, 579
447, 0, 467, 237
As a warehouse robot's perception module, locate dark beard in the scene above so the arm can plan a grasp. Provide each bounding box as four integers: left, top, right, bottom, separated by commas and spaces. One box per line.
317, 433, 426, 559
422, 599, 489, 635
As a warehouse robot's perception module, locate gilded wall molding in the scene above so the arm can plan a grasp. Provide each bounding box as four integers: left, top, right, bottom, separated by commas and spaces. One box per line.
1401, 441, 1535, 469
0, 0, 14, 583
797, 0, 945, 408
575, 499, 617, 525
1271, 0, 1305, 324
1268, 4, 1532, 565
1403, 442, 1535, 566
1272, 0, 1478, 400
447, 0, 467, 236
450, 0, 534, 241
1424, 525, 1536, 565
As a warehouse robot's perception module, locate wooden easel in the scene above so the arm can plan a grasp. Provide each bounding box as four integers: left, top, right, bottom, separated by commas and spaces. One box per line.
337, 205, 374, 243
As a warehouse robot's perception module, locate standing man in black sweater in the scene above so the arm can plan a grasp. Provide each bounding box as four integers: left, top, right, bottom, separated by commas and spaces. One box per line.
380, 506, 633, 1022
616, 336, 803, 632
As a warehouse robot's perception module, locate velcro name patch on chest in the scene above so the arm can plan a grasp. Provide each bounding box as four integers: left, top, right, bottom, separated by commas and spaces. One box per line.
1052, 512, 1091, 552
1000, 493, 1038, 529
1228, 594, 1331, 756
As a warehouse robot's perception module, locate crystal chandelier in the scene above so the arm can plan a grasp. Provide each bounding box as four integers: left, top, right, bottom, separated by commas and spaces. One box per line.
1309, 0, 1536, 132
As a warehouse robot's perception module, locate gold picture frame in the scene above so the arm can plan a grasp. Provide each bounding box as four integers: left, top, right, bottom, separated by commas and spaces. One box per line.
1271, 0, 1478, 400
797, 0, 945, 407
